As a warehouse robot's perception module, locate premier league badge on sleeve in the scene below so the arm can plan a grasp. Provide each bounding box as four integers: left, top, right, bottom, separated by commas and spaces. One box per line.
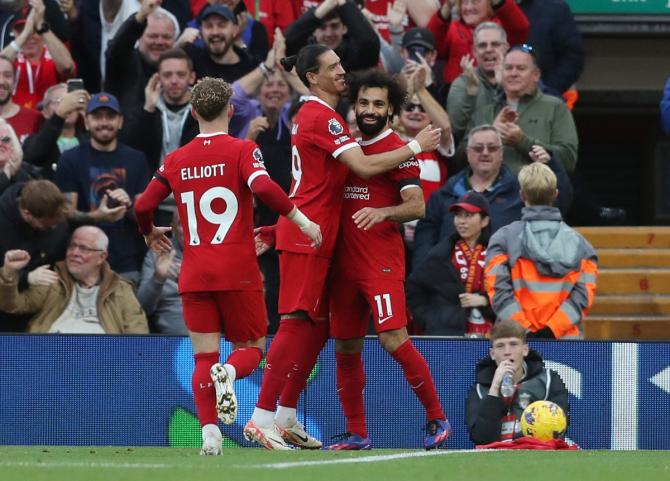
328, 118, 344, 136
252, 147, 263, 161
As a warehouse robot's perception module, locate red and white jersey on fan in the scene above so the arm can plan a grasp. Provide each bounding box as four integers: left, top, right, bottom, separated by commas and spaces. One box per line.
415, 150, 448, 202
157, 133, 268, 292
333, 129, 421, 281
275, 96, 359, 258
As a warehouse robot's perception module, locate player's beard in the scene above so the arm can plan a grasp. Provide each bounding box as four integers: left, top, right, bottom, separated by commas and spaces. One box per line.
356, 112, 388, 138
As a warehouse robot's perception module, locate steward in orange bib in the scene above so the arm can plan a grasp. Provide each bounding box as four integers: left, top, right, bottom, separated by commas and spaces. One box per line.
484, 162, 597, 339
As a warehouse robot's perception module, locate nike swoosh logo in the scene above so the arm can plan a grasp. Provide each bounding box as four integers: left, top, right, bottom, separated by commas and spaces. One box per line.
378, 315, 393, 324
291, 432, 308, 443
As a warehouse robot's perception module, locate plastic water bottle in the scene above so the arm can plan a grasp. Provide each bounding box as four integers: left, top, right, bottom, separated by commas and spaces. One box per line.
500, 373, 515, 398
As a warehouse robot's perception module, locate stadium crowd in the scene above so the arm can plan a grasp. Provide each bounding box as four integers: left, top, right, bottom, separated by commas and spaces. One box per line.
0, 0, 631, 453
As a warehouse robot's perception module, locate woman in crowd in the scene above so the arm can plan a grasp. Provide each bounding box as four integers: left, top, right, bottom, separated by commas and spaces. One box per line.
406, 191, 494, 336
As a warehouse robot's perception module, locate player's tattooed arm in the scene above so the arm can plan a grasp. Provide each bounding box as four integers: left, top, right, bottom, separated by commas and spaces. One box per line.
352, 184, 424, 230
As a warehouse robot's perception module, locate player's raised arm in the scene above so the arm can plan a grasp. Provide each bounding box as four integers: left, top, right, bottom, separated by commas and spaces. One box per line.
337, 124, 441, 179
250, 174, 322, 248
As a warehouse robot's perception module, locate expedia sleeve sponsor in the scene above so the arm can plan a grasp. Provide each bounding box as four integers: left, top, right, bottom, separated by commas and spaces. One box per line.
399, 160, 420, 169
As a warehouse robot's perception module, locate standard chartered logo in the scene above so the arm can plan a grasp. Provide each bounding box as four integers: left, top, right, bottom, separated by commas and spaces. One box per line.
343, 185, 370, 200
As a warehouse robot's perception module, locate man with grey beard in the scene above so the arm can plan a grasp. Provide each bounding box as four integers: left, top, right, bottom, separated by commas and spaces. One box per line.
182, 4, 255, 83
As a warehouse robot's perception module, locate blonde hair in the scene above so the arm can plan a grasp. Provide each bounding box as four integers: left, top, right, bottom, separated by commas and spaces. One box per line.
191, 77, 233, 121
518, 162, 557, 206
491, 319, 527, 343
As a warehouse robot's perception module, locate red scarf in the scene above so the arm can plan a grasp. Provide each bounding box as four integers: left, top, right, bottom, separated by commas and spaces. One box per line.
451, 240, 486, 293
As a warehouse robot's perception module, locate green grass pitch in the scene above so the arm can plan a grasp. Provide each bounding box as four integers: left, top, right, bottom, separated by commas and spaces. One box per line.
0, 447, 668, 481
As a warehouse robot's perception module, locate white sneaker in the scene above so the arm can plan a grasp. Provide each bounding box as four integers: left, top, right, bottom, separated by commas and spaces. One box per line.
210, 363, 237, 424
200, 424, 222, 456
276, 421, 322, 449
243, 420, 293, 450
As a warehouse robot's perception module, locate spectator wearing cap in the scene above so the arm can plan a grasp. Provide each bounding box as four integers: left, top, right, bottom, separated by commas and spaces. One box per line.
0, 55, 41, 143
413, 124, 572, 268
54, 92, 150, 283
466, 46, 578, 175
407, 191, 495, 336
22, 83, 90, 179
0, 0, 76, 111
426, 0, 528, 84
485, 162, 597, 339
185, 0, 270, 64
104, 0, 181, 116
385, 27, 447, 105
284, 0, 380, 73
181, 3, 256, 82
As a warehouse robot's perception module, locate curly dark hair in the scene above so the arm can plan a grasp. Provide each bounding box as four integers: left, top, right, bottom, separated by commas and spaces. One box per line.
347, 68, 407, 120
191, 77, 232, 121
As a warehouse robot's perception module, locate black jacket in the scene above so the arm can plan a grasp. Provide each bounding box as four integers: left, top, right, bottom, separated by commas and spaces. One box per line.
0, 183, 70, 290
123, 106, 199, 171
104, 14, 157, 116
407, 234, 494, 335
285, 2, 380, 72
518, 0, 585, 96
464, 349, 569, 445
22, 115, 87, 179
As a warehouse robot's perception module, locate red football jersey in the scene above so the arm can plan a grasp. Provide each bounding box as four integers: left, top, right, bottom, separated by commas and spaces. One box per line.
416, 150, 448, 203
156, 133, 269, 293
275, 96, 359, 258
332, 129, 421, 281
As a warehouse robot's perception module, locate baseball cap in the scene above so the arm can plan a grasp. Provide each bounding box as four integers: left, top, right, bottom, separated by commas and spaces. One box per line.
200, 4, 238, 25
86, 92, 122, 114
448, 192, 490, 215
402, 28, 435, 50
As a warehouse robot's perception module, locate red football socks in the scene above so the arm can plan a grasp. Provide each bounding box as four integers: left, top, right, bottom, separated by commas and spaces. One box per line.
391, 340, 446, 421
256, 317, 305, 411
192, 351, 220, 427
336, 351, 368, 438
278, 320, 329, 407
225, 346, 263, 379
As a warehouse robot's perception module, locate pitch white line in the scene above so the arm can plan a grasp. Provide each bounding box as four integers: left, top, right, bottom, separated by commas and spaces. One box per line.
236, 449, 490, 469
0, 461, 172, 469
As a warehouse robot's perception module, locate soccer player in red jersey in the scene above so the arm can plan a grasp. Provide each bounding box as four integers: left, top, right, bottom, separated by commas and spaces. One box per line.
325, 69, 450, 451
243, 44, 442, 450
134, 77, 322, 456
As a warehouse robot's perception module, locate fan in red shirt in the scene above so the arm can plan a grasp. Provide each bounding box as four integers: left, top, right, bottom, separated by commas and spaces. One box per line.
134, 77, 321, 457
243, 44, 442, 450
325, 68, 450, 451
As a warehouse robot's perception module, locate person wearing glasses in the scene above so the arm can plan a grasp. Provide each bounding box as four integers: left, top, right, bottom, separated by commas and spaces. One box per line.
426, 0, 528, 84
413, 124, 572, 268
447, 22, 508, 140
399, 67, 454, 204
467, 45, 578, 175
0, 225, 148, 334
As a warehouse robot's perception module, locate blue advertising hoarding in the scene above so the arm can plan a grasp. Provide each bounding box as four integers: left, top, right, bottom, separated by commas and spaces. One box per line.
0, 336, 668, 449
